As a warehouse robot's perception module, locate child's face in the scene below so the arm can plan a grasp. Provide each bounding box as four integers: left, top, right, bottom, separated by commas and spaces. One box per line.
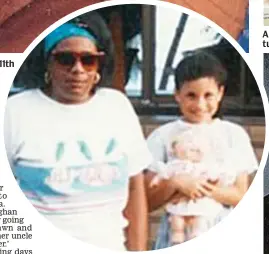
174, 77, 224, 123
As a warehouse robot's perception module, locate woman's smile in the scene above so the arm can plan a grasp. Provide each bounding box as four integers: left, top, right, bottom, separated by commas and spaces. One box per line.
68, 79, 87, 85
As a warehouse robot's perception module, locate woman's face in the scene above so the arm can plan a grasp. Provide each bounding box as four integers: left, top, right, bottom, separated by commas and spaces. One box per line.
47, 36, 102, 104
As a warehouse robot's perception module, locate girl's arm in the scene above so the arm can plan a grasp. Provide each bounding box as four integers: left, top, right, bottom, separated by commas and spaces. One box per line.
123, 173, 148, 251
144, 170, 180, 212
145, 170, 215, 212
209, 172, 249, 207
208, 124, 258, 206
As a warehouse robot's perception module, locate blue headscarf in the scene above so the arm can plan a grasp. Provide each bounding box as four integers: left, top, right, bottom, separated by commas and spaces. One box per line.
44, 23, 97, 56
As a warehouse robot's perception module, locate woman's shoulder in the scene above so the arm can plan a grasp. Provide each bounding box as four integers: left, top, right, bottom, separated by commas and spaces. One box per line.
96, 88, 129, 103
96, 87, 125, 97
6, 89, 40, 107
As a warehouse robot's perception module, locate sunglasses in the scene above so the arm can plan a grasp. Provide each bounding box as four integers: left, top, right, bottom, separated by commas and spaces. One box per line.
52, 51, 105, 71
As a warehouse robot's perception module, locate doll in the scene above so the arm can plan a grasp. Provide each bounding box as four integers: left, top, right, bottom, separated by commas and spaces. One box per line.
150, 127, 230, 244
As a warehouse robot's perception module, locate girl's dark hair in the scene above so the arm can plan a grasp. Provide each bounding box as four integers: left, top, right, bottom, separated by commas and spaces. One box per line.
174, 50, 227, 90
14, 11, 114, 89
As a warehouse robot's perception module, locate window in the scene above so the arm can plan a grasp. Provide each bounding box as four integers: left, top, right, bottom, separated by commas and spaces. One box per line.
10, 4, 263, 117
123, 5, 263, 116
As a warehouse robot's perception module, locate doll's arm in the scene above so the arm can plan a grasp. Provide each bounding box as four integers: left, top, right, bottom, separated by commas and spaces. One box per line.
149, 160, 186, 187
144, 170, 184, 212
148, 161, 171, 187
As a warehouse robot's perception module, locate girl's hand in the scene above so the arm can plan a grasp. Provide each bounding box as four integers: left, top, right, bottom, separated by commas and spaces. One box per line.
169, 174, 216, 200
207, 172, 248, 206
169, 192, 189, 204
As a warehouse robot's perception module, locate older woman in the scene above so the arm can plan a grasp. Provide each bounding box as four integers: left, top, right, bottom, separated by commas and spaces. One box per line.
4, 13, 151, 251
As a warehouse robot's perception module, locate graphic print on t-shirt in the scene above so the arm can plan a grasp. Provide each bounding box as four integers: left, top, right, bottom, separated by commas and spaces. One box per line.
15, 137, 128, 200
5, 89, 152, 216
45, 138, 126, 195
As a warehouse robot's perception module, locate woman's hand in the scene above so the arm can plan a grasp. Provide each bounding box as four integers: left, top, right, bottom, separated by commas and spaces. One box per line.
169, 174, 217, 200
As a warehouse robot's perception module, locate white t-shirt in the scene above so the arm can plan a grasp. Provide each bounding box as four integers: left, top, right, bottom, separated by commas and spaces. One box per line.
147, 118, 258, 216
4, 88, 152, 250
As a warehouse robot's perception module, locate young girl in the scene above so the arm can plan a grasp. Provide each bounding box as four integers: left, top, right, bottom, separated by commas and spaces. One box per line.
146, 51, 258, 248
149, 127, 232, 244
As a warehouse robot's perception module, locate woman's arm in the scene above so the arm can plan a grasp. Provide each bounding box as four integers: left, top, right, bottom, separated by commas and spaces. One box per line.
123, 173, 148, 251
248, 170, 257, 186
210, 172, 249, 207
